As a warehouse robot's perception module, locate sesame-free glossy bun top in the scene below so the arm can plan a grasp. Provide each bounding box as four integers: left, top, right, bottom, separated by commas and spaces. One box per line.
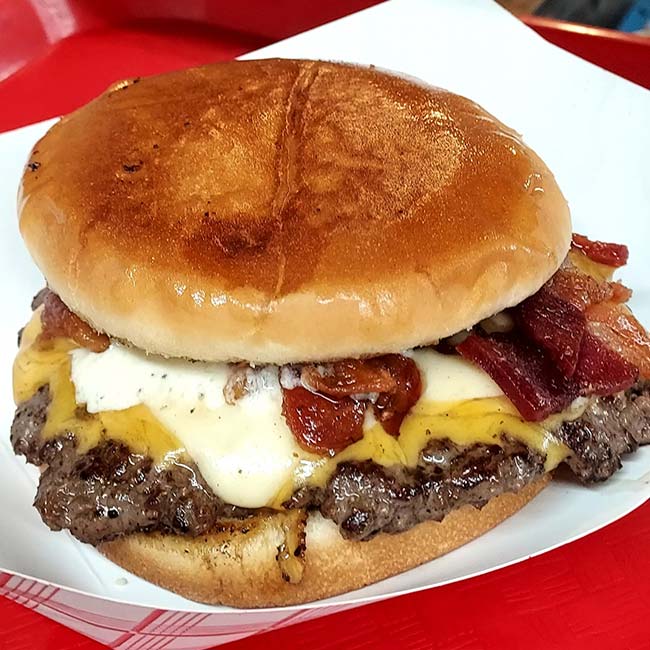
19, 59, 571, 363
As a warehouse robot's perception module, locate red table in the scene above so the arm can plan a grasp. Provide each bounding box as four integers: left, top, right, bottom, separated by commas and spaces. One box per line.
1, 3, 649, 649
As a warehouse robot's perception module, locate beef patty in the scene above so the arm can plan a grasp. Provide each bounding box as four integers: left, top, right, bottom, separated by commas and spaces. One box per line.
11, 381, 650, 545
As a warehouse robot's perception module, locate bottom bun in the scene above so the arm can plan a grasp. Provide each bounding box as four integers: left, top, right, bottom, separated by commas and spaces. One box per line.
100, 475, 550, 608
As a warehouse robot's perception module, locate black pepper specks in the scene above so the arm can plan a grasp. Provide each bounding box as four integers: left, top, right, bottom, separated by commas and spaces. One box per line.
27, 161, 41, 172
123, 161, 143, 173
183, 120, 191, 128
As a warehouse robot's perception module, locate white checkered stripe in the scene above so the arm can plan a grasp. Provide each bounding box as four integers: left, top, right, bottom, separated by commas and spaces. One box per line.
0, 571, 355, 649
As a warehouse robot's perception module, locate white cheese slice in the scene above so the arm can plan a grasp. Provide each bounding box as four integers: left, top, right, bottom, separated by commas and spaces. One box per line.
70, 344, 504, 508
406, 348, 503, 402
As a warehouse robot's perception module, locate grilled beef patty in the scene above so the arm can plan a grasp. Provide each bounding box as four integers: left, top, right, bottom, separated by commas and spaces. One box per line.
11, 381, 650, 545
11, 386, 249, 544
289, 438, 545, 540
558, 384, 650, 481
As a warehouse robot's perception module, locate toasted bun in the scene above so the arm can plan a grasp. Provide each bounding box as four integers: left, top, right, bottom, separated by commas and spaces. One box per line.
99, 475, 549, 607
20, 59, 570, 364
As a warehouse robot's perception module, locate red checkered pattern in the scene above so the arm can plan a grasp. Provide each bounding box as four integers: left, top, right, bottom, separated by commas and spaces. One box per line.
0, 571, 354, 649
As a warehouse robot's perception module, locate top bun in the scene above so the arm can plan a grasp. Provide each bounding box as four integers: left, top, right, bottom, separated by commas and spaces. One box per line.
19, 59, 570, 363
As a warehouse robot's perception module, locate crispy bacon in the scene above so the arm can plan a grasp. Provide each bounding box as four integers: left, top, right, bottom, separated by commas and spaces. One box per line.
530, 247, 647, 369
572, 331, 637, 396
457, 329, 638, 421
586, 302, 650, 378
301, 355, 421, 436
571, 233, 629, 268
609, 282, 633, 304
516, 288, 585, 377
545, 264, 613, 310
458, 231, 650, 421
372, 355, 422, 436
281, 387, 365, 454
39, 291, 109, 352
283, 355, 421, 452
301, 359, 395, 396
456, 333, 577, 422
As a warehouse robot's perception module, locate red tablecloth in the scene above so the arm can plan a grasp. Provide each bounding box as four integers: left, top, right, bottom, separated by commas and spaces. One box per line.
1, 3, 649, 649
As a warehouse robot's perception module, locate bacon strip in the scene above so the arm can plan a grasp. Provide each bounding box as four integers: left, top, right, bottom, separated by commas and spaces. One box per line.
516, 287, 585, 377
457, 329, 637, 422
281, 387, 365, 454
39, 291, 109, 352
519, 248, 648, 382
283, 355, 422, 453
545, 263, 613, 310
571, 233, 629, 268
301, 359, 395, 396
301, 355, 421, 436
457, 333, 577, 422
457, 242, 646, 422
586, 302, 650, 378
572, 331, 637, 396
609, 282, 633, 304
372, 355, 422, 436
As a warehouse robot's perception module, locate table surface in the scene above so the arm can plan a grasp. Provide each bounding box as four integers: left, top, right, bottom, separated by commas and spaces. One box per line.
1, 3, 649, 649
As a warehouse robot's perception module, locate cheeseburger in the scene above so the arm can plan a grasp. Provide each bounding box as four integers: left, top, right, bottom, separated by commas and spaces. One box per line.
11, 59, 650, 607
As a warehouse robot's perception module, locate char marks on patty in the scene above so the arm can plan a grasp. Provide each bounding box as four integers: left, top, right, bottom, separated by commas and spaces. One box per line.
10, 382, 650, 545
288, 438, 544, 541
11, 388, 250, 545
558, 382, 650, 481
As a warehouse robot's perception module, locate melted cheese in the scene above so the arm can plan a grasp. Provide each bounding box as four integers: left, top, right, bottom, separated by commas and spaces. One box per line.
568, 249, 614, 282
14, 310, 181, 462
404, 348, 503, 401
13, 310, 573, 509
401, 399, 571, 471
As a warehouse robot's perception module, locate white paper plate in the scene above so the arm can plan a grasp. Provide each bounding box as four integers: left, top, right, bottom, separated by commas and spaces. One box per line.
1, 0, 649, 619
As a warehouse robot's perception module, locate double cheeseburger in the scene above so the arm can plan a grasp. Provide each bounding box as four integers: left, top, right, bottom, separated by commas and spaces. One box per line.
12, 59, 650, 607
